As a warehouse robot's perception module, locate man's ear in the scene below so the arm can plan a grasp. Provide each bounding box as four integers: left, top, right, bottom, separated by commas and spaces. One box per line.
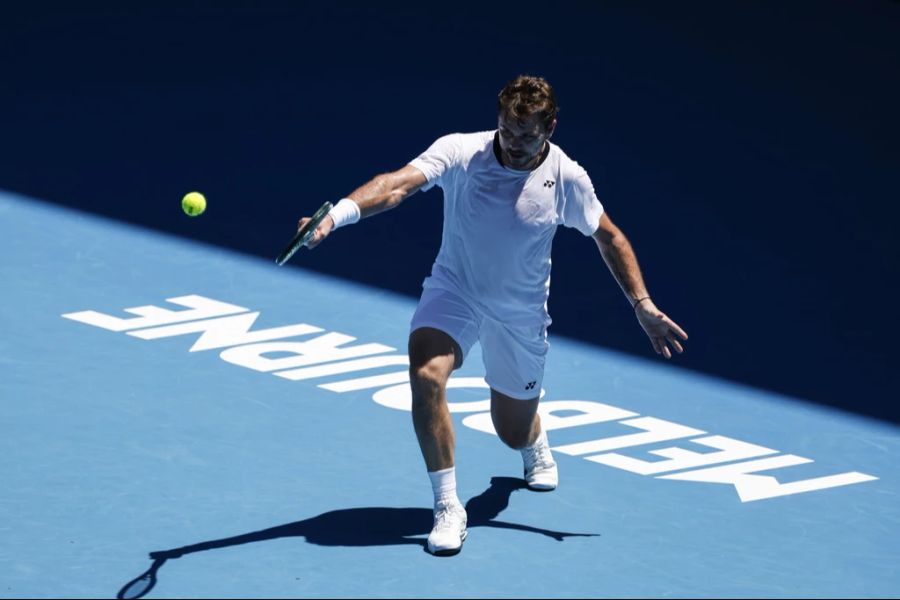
546, 118, 558, 139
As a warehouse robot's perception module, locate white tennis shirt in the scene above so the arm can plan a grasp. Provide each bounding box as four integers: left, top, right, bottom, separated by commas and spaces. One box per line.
409, 130, 604, 327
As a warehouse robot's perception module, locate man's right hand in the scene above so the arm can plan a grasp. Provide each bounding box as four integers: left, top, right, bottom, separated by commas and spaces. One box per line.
298, 214, 335, 249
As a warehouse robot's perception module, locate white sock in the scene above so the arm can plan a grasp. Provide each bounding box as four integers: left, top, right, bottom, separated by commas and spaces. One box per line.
428, 467, 461, 507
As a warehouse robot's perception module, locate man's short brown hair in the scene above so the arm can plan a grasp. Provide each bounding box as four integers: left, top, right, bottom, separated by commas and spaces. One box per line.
497, 75, 559, 130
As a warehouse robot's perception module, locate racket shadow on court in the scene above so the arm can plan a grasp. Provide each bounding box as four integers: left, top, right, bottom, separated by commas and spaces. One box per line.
117, 476, 599, 599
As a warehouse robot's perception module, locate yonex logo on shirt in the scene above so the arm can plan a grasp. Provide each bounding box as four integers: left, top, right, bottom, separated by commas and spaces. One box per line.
525, 381, 537, 390
543, 180, 555, 188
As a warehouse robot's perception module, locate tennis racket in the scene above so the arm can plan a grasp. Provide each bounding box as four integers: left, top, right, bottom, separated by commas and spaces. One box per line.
275, 201, 333, 266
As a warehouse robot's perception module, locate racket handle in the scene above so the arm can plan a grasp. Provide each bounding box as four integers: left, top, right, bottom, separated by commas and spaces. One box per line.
275, 201, 334, 266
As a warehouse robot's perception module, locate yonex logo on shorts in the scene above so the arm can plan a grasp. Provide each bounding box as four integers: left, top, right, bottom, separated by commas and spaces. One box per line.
525, 381, 537, 390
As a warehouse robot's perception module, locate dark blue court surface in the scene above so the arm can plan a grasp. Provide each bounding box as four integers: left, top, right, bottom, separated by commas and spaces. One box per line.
3, 191, 898, 598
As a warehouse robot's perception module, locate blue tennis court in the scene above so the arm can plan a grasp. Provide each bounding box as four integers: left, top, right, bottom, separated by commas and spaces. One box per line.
3, 190, 898, 598
2, 3, 899, 597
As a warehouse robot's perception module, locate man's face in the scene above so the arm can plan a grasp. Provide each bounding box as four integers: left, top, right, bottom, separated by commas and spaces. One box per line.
497, 111, 555, 170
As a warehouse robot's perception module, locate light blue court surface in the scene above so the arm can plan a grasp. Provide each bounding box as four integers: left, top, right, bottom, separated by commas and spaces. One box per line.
2, 190, 899, 599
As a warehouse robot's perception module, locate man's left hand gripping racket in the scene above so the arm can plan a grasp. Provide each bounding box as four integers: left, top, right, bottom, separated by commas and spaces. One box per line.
275, 201, 333, 266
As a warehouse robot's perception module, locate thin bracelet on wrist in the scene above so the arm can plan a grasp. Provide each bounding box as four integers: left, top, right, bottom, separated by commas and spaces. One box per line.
633, 296, 651, 310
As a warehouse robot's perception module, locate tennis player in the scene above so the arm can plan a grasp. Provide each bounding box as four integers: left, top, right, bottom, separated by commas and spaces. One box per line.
297, 75, 688, 556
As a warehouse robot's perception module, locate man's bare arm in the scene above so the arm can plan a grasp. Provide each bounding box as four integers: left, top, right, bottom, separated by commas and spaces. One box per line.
301, 164, 428, 248
343, 164, 429, 218
592, 212, 688, 359
591, 212, 650, 305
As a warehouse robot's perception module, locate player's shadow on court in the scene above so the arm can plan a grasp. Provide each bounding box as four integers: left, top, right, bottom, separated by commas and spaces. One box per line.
117, 476, 598, 599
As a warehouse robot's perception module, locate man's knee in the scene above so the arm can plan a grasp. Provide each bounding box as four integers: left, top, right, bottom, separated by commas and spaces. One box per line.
409, 360, 449, 399
408, 328, 458, 407
490, 389, 540, 449
494, 423, 533, 449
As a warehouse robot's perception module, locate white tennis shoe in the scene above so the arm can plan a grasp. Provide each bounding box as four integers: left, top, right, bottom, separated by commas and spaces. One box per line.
427, 500, 467, 556
521, 430, 558, 491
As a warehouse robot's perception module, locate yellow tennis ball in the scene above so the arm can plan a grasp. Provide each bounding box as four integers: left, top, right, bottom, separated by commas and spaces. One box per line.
181, 191, 206, 217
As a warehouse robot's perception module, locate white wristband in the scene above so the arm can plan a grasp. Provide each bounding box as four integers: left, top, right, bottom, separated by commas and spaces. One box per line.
328, 198, 361, 230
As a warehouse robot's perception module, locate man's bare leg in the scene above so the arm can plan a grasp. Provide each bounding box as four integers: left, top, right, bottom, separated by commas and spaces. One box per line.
408, 327, 468, 555
408, 327, 460, 471
490, 389, 541, 449
491, 389, 558, 491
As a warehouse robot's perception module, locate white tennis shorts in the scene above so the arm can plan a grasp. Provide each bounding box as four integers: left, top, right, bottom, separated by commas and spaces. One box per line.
409, 287, 548, 400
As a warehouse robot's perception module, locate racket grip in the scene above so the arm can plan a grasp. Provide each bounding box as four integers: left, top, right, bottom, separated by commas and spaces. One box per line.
275, 201, 334, 266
